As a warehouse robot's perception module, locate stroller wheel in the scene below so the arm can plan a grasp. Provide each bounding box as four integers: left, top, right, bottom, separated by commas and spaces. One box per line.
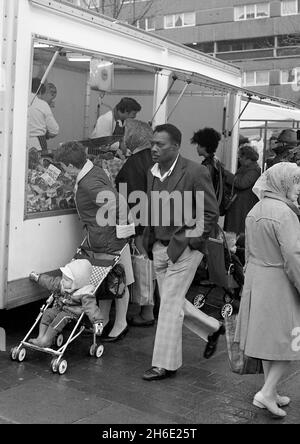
58, 360, 68, 375
89, 344, 96, 356
10, 346, 19, 361
51, 358, 59, 373
17, 347, 27, 362
56, 334, 64, 348
221, 303, 233, 319
95, 345, 104, 358
193, 293, 206, 309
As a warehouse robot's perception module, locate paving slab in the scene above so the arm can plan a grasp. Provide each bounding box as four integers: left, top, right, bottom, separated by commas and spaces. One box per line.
1, 294, 300, 424
74, 404, 177, 424
0, 378, 112, 424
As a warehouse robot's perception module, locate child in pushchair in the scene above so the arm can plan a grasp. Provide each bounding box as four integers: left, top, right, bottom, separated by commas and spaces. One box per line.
28, 258, 103, 348
193, 229, 245, 319
10, 246, 126, 374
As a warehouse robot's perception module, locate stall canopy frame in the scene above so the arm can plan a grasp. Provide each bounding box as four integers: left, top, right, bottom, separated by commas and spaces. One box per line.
29, 0, 300, 111
240, 100, 300, 171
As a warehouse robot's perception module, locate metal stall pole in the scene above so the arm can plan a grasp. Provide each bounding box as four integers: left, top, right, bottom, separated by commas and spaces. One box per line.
262, 120, 268, 172
167, 80, 191, 121
230, 93, 242, 173
221, 93, 230, 165
151, 73, 177, 126
30, 48, 62, 105
84, 75, 91, 139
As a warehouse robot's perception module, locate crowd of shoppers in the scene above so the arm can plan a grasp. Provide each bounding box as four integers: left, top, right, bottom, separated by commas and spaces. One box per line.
26, 90, 300, 419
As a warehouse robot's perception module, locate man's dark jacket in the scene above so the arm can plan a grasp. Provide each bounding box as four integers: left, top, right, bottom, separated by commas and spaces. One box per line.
143, 155, 219, 263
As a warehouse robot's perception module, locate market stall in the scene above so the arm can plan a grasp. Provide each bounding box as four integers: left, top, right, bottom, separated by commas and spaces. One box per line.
240, 100, 300, 170
0, 0, 243, 309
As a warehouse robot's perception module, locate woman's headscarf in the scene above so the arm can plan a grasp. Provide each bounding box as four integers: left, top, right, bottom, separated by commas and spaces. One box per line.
124, 119, 153, 153
252, 162, 300, 208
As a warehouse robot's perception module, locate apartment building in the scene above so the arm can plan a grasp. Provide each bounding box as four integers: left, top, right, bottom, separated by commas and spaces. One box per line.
67, 0, 300, 103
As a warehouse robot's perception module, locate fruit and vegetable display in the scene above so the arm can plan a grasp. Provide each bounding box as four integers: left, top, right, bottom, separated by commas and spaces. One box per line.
26, 150, 76, 215
26, 137, 125, 216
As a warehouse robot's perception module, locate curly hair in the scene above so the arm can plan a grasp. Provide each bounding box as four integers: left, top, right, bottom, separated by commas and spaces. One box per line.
55, 141, 87, 169
239, 145, 259, 162
191, 127, 221, 155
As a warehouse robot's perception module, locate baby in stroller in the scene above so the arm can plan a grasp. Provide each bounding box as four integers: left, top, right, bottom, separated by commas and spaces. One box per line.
10, 250, 127, 374
193, 230, 245, 318
29, 258, 103, 348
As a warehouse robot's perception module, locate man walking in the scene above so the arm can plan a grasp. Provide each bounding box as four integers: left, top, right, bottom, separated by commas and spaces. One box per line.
142, 124, 225, 381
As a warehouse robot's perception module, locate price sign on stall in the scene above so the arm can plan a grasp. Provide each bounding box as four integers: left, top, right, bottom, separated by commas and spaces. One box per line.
41, 164, 62, 187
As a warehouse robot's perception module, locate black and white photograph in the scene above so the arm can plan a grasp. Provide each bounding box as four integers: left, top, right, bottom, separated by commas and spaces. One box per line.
1, 0, 300, 427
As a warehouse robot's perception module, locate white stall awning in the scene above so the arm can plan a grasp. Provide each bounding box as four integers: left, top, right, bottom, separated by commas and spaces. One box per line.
240, 102, 300, 128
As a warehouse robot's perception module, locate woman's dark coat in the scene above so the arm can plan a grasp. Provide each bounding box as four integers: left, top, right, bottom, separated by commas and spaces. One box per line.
224, 162, 261, 234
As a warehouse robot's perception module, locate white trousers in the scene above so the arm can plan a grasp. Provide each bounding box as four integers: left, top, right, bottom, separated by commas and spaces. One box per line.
152, 242, 220, 371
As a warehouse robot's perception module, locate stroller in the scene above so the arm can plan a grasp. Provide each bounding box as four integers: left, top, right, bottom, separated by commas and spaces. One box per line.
10, 242, 127, 375
193, 228, 244, 319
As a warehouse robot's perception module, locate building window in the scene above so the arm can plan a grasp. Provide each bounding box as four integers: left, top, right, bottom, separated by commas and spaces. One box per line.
243, 70, 270, 86
164, 12, 196, 29
234, 3, 270, 21
217, 37, 274, 52
187, 42, 215, 53
281, 68, 300, 84
281, 0, 298, 15
137, 17, 155, 31
278, 34, 300, 46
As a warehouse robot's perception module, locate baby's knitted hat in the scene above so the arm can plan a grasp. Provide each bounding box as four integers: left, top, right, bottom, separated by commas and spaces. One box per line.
60, 259, 92, 290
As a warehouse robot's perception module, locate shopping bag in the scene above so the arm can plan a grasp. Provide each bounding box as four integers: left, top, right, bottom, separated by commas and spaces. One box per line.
206, 235, 239, 290
130, 245, 155, 306
224, 315, 263, 375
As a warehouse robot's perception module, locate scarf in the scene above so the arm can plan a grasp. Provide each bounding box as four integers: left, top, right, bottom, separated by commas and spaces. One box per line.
252, 162, 300, 216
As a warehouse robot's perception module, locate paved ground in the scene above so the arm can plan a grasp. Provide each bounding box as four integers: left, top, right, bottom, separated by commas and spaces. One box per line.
0, 287, 300, 425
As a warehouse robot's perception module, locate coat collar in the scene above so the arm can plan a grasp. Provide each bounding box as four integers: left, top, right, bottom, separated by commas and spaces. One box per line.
151, 154, 179, 182
74, 159, 94, 194
264, 191, 300, 216
150, 154, 186, 193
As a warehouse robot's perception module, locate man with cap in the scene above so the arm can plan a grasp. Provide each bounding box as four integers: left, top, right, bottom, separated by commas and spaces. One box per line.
267, 129, 299, 168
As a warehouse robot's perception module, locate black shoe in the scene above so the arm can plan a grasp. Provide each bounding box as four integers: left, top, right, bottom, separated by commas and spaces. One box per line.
101, 326, 129, 342
203, 324, 225, 359
128, 317, 155, 327
100, 322, 114, 338
143, 367, 177, 381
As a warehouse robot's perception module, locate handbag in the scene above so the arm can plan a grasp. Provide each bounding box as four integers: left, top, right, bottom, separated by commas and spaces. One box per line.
130, 243, 155, 306
224, 314, 263, 375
